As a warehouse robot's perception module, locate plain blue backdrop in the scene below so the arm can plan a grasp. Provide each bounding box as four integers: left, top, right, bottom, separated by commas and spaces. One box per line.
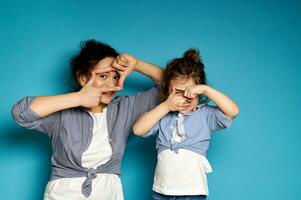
0, 0, 300, 199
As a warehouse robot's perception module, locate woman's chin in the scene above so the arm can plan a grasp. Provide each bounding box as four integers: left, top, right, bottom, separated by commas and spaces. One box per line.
100, 95, 114, 104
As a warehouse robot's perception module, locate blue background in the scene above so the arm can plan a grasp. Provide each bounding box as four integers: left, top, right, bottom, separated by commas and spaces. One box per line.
0, 0, 300, 199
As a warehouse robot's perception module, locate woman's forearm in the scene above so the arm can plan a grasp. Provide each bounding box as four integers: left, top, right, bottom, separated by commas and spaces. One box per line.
202, 85, 239, 118
30, 92, 81, 117
135, 60, 164, 82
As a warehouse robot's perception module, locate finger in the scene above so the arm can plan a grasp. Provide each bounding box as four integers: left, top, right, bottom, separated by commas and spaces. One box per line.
191, 93, 197, 98
116, 59, 128, 68
98, 86, 122, 93
118, 75, 126, 89
94, 66, 116, 74
174, 87, 186, 92
187, 90, 193, 99
184, 89, 189, 98
185, 98, 193, 103
112, 61, 127, 71
87, 72, 96, 86
119, 55, 129, 64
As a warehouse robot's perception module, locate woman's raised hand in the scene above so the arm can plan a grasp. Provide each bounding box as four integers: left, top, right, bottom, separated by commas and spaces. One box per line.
112, 54, 138, 89
77, 72, 121, 108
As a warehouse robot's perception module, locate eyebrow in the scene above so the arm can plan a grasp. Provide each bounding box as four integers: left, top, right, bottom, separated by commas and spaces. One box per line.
95, 72, 109, 75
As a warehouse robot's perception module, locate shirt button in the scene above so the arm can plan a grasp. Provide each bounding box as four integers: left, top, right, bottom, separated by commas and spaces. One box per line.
111, 155, 115, 158
109, 138, 112, 142
170, 126, 173, 129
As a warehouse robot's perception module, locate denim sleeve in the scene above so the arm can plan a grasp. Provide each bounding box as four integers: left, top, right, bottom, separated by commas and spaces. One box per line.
11, 96, 60, 137
126, 85, 161, 131
142, 122, 159, 138
201, 104, 233, 132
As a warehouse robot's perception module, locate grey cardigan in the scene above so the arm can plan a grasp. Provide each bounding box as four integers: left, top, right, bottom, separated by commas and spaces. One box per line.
11, 87, 160, 197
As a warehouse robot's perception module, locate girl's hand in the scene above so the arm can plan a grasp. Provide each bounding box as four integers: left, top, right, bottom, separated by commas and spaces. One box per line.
77, 72, 121, 108
181, 85, 206, 99
112, 54, 138, 89
163, 90, 189, 111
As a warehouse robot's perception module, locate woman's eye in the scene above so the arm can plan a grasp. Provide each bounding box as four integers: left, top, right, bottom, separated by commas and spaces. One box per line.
114, 75, 120, 80
99, 75, 108, 79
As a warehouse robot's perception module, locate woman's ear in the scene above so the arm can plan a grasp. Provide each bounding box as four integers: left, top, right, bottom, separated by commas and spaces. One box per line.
76, 72, 88, 87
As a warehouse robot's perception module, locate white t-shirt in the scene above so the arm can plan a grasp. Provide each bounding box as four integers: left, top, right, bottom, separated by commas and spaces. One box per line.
44, 108, 124, 200
152, 128, 212, 196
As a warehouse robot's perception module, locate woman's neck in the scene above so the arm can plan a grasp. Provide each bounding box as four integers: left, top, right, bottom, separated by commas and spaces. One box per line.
89, 103, 107, 113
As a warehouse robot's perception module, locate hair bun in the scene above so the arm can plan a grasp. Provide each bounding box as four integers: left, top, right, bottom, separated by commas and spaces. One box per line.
183, 48, 201, 63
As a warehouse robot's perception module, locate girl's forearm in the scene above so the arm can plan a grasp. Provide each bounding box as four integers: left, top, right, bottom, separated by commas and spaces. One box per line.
30, 92, 81, 117
133, 102, 169, 136
135, 60, 164, 82
202, 85, 239, 118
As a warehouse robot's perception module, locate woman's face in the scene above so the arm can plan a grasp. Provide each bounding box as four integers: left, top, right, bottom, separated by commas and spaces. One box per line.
169, 77, 199, 114
80, 57, 120, 105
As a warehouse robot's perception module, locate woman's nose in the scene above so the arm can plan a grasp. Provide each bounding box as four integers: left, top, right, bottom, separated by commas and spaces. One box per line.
105, 76, 116, 87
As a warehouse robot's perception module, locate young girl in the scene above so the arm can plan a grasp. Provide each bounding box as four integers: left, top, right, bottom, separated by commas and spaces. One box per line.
11, 39, 163, 200
133, 49, 239, 200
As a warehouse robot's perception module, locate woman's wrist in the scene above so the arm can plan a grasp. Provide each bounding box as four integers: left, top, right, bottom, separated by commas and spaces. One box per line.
72, 92, 84, 107
134, 59, 142, 72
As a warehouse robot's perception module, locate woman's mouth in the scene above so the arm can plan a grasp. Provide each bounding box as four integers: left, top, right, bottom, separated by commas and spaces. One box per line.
102, 92, 114, 98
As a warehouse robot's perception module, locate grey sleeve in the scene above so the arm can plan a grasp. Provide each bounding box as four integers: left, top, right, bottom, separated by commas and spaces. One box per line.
202, 105, 233, 132
126, 86, 161, 130
11, 96, 60, 137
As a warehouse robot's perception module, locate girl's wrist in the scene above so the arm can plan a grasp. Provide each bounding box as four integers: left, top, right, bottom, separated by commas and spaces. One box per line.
200, 85, 210, 95
161, 101, 172, 112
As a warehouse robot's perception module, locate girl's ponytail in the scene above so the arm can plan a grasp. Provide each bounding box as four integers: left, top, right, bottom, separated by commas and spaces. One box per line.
183, 48, 202, 64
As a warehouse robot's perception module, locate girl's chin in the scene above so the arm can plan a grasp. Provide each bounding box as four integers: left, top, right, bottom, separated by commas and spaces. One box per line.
179, 106, 196, 113
179, 108, 192, 114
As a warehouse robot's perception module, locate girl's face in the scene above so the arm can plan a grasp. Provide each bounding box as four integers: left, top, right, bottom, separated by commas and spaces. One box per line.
169, 77, 199, 114
80, 57, 120, 105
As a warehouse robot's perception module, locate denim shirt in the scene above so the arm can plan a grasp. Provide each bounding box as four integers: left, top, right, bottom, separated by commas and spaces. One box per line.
11, 86, 160, 197
144, 104, 233, 156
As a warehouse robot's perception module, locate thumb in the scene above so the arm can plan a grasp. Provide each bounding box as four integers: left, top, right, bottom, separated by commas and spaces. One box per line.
86, 72, 96, 86
118, 74, 126, 89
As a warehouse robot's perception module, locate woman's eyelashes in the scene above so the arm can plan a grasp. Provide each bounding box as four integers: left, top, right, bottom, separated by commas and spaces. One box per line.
114, 74, 120, 80
98, 74, 108, 79
96, 70, 120, 81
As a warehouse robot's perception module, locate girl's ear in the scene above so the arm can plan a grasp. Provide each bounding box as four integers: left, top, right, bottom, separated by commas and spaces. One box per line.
76, 72, 88, 87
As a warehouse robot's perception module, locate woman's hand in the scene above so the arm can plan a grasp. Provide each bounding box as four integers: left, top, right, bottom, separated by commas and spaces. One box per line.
112, 54, 138, 89
77, 72, 121, 108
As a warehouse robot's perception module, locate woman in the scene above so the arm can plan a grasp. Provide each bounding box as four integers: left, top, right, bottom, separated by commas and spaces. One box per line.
11, 39, 163, 200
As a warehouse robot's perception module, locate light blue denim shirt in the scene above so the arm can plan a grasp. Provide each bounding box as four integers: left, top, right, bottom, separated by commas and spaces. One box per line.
144, 104, 233, 156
